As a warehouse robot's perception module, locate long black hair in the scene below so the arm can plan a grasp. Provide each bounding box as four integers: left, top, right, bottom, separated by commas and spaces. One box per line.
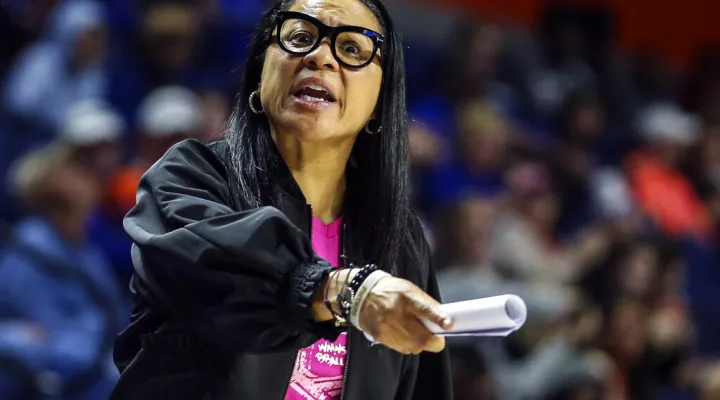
225, 0, 412, 273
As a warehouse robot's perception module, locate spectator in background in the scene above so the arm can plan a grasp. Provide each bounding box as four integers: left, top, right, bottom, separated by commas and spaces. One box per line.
2, 0, 108, 137
474, 300, 607, 400
693, 121, 720, 189
681, 49, 720, 125
91, 86, 203, 284
107, 0, 204, 128
548, 91, 605, 236
407, 20, 515, 177
43, 100, 130, 286
602, 298, 653, 400
701, 364, 720, 400
489, 161, 610, 285
134, 85, 204, 167
626, 103, 711, 239
59, 100, 124, 183
436, 196, 578, 323
528, 7, 599, 118
0, 142, 127, 399
421, 102, 510, 209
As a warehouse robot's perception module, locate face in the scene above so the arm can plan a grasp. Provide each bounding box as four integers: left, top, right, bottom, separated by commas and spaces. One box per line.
619, 245, 659, 299
73, 26, 106, 68
571, 103, 604, 141
260, 0, 383, 143
461, 123, 508, 172
457, 198, 496, 264
74, 141, 121, 183
142, 4, 199, 71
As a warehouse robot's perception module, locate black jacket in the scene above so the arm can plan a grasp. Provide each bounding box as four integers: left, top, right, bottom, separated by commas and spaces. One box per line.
110, 139, 452, 400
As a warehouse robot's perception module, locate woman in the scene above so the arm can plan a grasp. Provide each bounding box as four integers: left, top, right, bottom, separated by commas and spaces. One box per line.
111, 0, 453, 399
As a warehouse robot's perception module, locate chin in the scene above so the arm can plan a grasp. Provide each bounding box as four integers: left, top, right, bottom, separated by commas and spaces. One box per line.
277, 114, 353, 143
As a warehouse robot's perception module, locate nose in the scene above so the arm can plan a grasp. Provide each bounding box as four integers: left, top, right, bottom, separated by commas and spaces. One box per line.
303, 39, 339, 71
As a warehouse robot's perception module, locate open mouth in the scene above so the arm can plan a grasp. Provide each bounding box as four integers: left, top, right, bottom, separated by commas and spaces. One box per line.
292, 85, 336, 103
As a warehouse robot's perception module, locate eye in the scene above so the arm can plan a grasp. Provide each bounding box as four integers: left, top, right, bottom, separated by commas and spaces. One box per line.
340, 41, 361, 55
290, 31, 315, 46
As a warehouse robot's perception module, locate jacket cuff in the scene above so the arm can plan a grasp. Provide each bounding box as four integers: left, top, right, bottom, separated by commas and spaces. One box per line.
280, 258, 338, 335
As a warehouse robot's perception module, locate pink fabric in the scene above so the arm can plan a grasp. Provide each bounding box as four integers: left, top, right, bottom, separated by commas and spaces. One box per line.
285, 216, 348, 400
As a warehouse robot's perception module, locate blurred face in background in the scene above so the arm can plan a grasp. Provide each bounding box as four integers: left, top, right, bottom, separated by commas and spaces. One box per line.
464, 24, 502, 83
651, 138, 692, 167
141, 3, 199, 72
447, 22, 502, 98
567, 99, 605, 144
458, 104, 509, 172
72, 25, 106, 69
455, 197, 497, 266
71, 140, 122, 183
30, 155, 100, 221
660, 258, 686, 298
618, 244, 659, 300
525, 192, 559, 233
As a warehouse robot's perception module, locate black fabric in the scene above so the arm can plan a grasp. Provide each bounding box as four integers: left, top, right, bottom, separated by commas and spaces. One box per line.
111, 139, 452, 400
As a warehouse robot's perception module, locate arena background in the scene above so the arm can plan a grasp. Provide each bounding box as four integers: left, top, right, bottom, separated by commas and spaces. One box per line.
0, 0, 719, 399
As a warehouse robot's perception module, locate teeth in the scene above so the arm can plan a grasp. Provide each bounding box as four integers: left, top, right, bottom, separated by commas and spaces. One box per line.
300, 94, 328, 102
307, 85, 326, 92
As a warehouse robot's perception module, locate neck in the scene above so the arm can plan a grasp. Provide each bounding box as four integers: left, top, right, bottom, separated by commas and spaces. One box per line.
274, 134, 355, 223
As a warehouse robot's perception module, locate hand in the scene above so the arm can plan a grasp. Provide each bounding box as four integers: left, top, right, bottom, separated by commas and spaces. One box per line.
650, 310, 688, 349
356, 276, 453, 355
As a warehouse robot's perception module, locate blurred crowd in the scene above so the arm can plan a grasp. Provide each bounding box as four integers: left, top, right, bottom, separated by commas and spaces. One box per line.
0, 0, 718, 399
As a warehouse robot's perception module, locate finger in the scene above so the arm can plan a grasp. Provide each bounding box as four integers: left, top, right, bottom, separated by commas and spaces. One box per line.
404, 289, 453, 331
424, 333, 446, 353
403, 316, 446, 353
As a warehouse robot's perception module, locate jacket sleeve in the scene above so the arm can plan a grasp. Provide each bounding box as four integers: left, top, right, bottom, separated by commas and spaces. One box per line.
124, 140, 337, 353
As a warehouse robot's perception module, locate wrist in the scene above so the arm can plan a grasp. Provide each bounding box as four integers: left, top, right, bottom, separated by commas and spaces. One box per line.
311, 268, 359, 322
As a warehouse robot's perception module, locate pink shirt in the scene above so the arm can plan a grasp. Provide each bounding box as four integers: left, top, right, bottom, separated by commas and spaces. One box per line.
285, 216, 348, 400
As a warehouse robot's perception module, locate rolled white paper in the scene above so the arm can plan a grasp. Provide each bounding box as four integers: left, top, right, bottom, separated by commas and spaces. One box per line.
362, 294, 527, 343
421, 294, 527, 337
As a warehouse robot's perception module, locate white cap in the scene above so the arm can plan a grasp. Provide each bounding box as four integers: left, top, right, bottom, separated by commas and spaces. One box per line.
60, 100, 124, 145
137, 86, 202, 137
637, 103, 700, 145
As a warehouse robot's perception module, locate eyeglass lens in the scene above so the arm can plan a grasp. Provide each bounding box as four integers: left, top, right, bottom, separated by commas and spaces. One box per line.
279, 18, 377, 67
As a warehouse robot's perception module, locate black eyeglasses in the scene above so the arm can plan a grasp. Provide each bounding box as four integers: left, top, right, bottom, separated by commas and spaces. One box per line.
275, 11, 384, 69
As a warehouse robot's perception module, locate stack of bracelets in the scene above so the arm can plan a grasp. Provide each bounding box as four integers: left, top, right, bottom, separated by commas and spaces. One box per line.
323, 263, 391, 331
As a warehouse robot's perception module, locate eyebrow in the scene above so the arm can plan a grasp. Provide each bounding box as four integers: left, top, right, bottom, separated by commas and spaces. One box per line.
293, 7, 381, 33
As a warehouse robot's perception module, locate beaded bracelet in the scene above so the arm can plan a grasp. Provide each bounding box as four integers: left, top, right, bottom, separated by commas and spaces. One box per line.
338, 264, 379, 322
323, 269, 344, 325
335, 269, 354, 326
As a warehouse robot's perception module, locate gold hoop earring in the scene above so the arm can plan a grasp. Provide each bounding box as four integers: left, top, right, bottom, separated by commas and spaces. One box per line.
365, 120, 381, 135
249, 90, 264, 114
364, 121, 373, 135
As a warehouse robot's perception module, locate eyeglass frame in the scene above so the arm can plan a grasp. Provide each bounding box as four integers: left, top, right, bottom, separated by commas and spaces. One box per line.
274, 11, 384, 69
